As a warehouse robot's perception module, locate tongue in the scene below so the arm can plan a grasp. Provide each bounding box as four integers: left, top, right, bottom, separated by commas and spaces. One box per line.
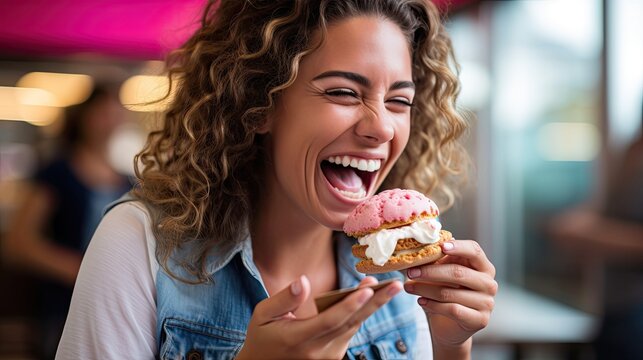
322, 164, 364, 192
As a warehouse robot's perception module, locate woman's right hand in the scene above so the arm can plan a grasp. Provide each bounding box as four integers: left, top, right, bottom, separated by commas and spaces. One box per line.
236, 275, 402, 359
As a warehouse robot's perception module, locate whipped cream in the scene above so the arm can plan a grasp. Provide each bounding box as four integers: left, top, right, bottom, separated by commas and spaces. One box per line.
359, 218, 442, 266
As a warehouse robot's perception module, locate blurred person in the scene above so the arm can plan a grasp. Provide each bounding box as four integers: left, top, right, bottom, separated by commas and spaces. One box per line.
2, 85, 131, 359
550, 102, 643, 359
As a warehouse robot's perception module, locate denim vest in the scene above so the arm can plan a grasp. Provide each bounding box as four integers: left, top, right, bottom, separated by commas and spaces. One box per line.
108, 196, 420, 360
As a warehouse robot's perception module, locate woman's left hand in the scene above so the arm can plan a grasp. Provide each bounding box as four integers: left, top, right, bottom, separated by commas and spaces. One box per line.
403, 239, 497, 349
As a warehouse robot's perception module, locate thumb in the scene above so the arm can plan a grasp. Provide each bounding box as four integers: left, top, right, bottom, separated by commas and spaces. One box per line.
254, 274, 310, 325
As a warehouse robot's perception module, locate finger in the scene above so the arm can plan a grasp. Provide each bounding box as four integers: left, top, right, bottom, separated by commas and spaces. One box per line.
418, 298, 491, 332
404, 282, 496, 311
289, 286, 375, 341
318, 281, 403, 342
440, 240, 496, 276
434, 253, 472, 268
407, 263, 496, 292
253, 275, 310, 325
357, 276, 378, 287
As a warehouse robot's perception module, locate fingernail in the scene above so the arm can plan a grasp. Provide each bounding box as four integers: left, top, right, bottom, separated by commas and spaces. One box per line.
404, 283, 414, 293
358, 289, 374, 305
408, 268, 421, 278
443, 241, 455, 251
418, 297, 428, 306
290, 276, 302, 296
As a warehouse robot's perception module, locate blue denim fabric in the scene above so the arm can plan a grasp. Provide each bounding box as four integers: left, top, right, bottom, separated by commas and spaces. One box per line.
156, 236, 420, 360
105, 196, 421, 359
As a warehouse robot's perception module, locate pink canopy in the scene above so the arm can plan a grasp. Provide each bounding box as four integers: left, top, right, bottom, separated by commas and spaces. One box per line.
0, 0, 473, 60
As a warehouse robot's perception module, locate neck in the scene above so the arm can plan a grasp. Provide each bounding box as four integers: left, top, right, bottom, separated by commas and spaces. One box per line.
251, 190, 334, 279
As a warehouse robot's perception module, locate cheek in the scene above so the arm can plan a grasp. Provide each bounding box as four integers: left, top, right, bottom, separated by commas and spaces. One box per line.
401, 124, 411, 147
307, 105, 358, 136
277, 107, 356, 150
393, 119, 411, 156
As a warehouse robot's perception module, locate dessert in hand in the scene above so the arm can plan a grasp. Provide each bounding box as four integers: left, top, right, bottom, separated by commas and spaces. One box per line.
343, 188, 451, 274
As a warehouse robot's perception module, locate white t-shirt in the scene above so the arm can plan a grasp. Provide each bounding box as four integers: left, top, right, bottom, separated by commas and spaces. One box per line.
56, 202, 432, 359
56, 202, 158, 359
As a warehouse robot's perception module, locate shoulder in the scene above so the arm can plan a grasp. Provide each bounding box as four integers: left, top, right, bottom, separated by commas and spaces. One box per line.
97, 200, 159, 279
57, 200, 158, 359
103, 200, 152, 227
97, 201, 152, 245
80, 198, 158, 301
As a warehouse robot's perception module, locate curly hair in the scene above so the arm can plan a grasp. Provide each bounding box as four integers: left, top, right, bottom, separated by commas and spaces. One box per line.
133, 0, 468, 283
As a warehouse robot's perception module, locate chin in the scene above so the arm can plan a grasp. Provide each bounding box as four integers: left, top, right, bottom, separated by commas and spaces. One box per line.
313, 207, 353, 232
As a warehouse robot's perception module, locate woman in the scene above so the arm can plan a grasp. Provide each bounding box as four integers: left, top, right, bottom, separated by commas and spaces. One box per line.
57, 1, 497, 359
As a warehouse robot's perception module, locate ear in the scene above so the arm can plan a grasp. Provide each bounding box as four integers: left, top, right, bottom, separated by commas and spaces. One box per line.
256, 112, 274, 134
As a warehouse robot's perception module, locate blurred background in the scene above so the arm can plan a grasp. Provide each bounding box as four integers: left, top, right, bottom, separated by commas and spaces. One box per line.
0, 0, 641, 359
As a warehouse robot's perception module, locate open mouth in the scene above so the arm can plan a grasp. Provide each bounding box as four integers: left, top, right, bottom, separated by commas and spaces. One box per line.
320, 155, 381, 200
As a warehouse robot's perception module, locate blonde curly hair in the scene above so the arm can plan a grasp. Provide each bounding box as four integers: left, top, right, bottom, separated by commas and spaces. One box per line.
134, 0, 468, 282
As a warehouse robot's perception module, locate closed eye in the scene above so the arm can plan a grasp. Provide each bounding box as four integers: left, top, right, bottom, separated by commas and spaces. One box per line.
387, 97, 414, 107
325, 88, 358, 98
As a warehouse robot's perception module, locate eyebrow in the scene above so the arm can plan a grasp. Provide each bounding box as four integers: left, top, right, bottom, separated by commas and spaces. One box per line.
390, 80, 415, 91
312, 70, 415, 90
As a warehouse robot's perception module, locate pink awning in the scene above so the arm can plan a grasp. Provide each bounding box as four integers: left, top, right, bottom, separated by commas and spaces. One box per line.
0, 0, 474, 60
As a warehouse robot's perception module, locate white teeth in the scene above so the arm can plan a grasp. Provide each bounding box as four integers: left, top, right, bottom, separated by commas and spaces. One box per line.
367, 160, 377, 172
325, 155, 382, 173
357, 159, 368, 171
334, 186, 367, 199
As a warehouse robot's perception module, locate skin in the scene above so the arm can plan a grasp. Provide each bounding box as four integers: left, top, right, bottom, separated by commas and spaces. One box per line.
238, 16, 497, 360
405, 240, 497, 358
253, 15, 412, 317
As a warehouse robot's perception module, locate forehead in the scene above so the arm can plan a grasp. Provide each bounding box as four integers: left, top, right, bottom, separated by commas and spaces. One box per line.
300, 16, 413, 79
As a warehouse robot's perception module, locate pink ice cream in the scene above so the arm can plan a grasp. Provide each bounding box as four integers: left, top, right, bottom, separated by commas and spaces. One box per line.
343, 188, 439, 236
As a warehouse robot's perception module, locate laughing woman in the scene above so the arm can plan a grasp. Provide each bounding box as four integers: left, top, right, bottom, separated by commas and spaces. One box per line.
57, 1, 497, 359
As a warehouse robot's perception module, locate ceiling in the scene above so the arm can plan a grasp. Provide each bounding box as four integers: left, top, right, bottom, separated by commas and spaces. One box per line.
0, 0, 476, 60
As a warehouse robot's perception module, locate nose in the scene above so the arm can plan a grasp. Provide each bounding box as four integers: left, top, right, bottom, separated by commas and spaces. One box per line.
354, 104, 395, 144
